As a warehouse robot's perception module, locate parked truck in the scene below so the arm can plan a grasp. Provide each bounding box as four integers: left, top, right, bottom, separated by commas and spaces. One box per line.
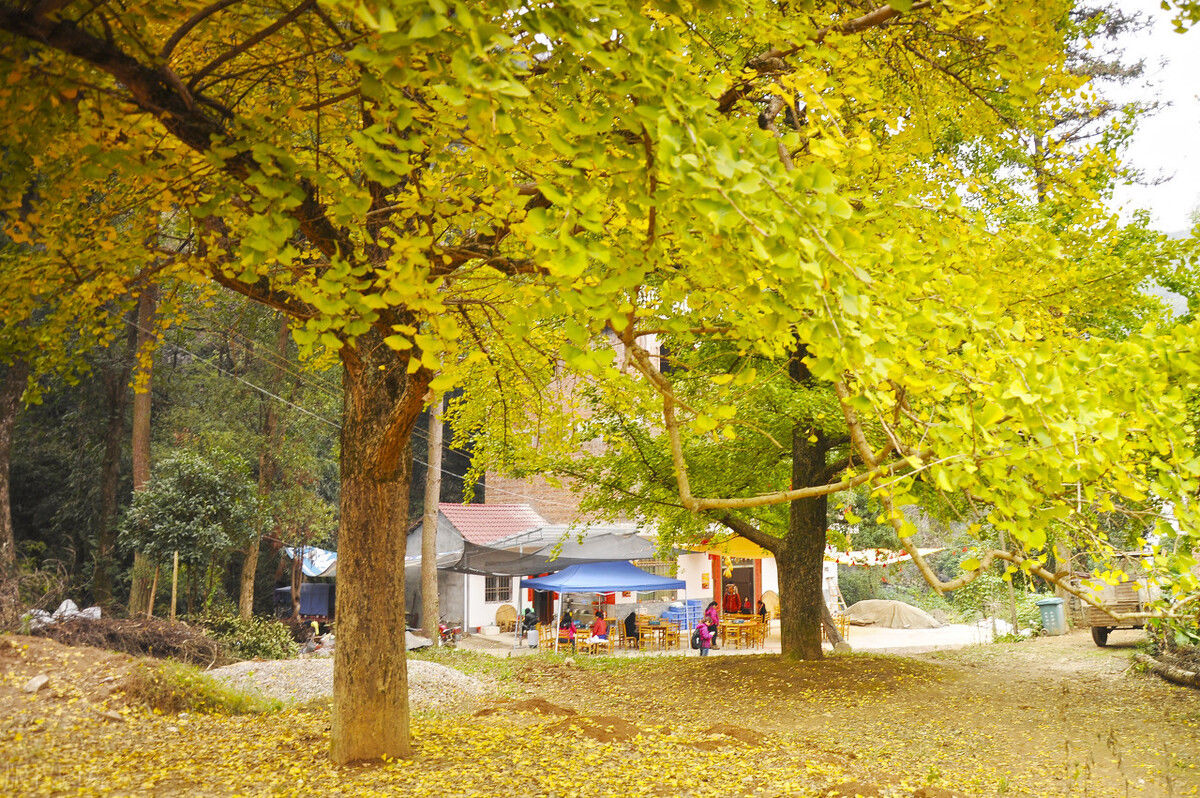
1077, 553, 1159, 646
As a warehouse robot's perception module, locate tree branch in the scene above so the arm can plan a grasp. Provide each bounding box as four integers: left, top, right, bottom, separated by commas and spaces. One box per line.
0, 10, 353, 266
715, 514, 782, 554
186, 0, 316, 91
160, 0, 244, 61
716, 1, 932, 114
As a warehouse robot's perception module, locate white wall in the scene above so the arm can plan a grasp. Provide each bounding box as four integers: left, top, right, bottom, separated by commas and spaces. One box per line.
464, 574, 523, 630
677, 552, 710, 599
761, 557, 779, 594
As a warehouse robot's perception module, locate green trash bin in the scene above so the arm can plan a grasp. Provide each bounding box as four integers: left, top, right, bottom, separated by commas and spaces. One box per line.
1036, 597, 1066, 635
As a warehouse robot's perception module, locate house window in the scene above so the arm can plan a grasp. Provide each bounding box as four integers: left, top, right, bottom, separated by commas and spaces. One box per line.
484, 575, 512, 603
633, 559, 678, 602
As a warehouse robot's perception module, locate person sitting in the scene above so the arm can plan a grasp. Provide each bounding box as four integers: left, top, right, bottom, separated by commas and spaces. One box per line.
756, 598, 768, 622
624, 611, 640, 643
741, 597, 753, 615
559, 611, 576, 652
586, 610, 609, 646
522, 608, 537, 635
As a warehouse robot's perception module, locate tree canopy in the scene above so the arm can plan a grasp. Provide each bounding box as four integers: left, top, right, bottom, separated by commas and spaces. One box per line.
2, 0, 1199, 760
118, 448, 263, 569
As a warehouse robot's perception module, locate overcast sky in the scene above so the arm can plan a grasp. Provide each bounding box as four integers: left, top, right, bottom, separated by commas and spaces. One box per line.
1108, 0, 1200, 235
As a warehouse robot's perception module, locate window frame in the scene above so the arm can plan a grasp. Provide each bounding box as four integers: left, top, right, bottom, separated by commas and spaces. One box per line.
484, 574, 512, 604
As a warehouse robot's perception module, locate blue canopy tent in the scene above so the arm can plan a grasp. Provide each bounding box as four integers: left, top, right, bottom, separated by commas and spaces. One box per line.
520, 561, 687, 653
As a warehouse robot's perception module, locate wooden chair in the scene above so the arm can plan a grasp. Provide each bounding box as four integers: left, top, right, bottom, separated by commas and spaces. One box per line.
662, 625, 681, 650
636, 622, 660, 651
616, 619, 640, 650
579, 619, 616, 655
494, 604, 518, 633
590, 632, 616, 655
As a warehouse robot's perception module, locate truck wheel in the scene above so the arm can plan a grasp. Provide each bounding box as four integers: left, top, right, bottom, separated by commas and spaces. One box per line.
1091, 626, 1109, 647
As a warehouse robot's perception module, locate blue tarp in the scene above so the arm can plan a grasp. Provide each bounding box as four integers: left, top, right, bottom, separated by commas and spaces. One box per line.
520, 560, 685, 593
273, 584, 335, 617
284, 546, 338, 578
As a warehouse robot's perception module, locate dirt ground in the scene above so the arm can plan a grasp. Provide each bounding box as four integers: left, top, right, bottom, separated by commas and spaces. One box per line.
1, 629, 1197, 796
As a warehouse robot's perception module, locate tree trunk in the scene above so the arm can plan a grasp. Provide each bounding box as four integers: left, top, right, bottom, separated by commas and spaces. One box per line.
290, 543, 303, 619
777, 424, 829, 660
127, 287, 157, 616
821, 601, 844, 646
421, 397, 443, 636
239, 536, 261, 621
330, 331, 430, 763
0, 360, 29, 625
94, 314, 137, 610
240, 316, 287, 621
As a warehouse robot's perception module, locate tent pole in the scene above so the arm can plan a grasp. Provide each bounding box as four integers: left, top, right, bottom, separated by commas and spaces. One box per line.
515, 579, 524, 649
554, 593, 561, 654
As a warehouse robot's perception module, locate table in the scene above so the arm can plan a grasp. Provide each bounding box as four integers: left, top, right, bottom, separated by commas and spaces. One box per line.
636, 620, 679, 651
719, 619, 762, 649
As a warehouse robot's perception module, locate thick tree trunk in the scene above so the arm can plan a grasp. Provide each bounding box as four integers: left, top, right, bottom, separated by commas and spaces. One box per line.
241, 316, 287, 621
0, 361, 29, 625
421, 397, 443, 636
94, 315, 137, 610
330, 331, 430, 763
127, 287, 157, 615
778, 424, 829, 660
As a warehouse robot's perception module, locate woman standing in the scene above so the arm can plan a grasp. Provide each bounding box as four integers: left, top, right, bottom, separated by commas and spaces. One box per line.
723, 583, 742, 615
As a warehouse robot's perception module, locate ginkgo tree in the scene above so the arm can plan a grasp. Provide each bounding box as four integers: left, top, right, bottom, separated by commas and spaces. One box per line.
2, 0, 1198, 763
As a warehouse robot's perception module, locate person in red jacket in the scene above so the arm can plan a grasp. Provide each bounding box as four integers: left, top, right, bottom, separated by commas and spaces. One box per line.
586, 610, 608, 645
723, 583, 742, 614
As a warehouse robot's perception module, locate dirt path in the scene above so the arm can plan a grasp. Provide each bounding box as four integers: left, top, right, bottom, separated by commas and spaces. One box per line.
1, 630, 1196, 796
507, 630, 1200, 796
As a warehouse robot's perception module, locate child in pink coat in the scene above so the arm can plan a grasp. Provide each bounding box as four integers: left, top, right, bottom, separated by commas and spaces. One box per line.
696, 619, 713, 656
704, 601, 720, 649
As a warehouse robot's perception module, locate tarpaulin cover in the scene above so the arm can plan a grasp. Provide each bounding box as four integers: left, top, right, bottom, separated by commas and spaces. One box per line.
283, 546, 338, 578
844, 599, 943, 629
404, 533, 657, 577
520, 560, 685, 593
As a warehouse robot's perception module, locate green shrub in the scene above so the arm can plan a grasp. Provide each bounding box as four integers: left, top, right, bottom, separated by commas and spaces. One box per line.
121, 660, 282, 715
948, 570, 1042, 630
191, 607, 297, 661
838, 566, 879, 606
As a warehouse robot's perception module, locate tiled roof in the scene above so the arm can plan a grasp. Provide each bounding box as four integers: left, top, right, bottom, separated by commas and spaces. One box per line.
439, 503, 548, 545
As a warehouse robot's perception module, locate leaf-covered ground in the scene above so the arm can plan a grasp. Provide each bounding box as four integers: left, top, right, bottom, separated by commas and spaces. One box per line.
1, 630, 1197, 796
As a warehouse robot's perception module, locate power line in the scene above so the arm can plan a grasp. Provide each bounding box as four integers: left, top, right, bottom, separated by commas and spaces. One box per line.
119, 314, 582, 509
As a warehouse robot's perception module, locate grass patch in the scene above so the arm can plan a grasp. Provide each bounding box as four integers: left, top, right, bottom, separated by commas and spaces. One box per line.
408, 645, 518, 681
120, 660, 283, 715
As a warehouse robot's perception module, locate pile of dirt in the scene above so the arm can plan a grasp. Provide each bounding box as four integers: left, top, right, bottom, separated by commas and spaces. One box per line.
0, 636, 135, 736
475, 697, 576, 717
31, 616, 228, 667
544, 713, 644, 743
